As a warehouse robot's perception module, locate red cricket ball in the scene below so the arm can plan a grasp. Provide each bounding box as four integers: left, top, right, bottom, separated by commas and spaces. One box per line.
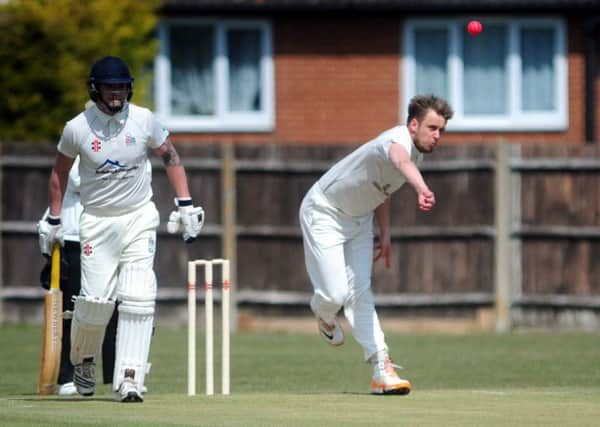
467, 20, 483, 36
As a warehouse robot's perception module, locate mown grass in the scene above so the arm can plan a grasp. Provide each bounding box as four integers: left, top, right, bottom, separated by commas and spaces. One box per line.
1, 325, 599, 426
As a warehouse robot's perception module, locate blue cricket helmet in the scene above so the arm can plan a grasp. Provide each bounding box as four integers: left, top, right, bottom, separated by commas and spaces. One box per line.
88, 56, 134, 102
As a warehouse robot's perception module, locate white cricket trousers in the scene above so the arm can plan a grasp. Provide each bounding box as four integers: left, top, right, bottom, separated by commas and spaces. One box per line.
79, 201, 159, 299
299, 184, 387, 361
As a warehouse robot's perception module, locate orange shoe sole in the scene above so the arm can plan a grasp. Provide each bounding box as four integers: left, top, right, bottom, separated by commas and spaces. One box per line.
370, 380, 411, 395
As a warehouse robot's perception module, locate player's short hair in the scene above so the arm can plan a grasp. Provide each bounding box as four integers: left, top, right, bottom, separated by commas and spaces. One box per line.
407, 95, 454, 123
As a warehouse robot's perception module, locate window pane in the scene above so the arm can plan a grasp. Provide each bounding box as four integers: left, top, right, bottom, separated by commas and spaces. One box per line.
170, 26, 214, 115
463, 25, 507, 115
228, 29, 262, 112
415, 29, 449, 98
521, 28, 555, 111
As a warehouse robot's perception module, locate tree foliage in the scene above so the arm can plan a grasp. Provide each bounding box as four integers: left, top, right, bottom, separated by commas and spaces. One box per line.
0, 0, 161, 142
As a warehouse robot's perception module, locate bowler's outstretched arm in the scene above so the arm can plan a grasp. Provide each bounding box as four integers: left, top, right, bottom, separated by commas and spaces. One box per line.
388, 143, 435, 211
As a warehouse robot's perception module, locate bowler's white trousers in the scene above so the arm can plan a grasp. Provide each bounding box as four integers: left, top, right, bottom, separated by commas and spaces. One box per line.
299, 184, 387, 361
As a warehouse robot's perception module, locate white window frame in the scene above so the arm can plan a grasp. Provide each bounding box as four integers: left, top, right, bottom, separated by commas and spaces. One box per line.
155, 18, 274, 132
402, 17, 568, 131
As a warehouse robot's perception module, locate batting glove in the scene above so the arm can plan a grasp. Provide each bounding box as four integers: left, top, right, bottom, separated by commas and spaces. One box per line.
167, 198, 204, 243
37, 214, 63, 255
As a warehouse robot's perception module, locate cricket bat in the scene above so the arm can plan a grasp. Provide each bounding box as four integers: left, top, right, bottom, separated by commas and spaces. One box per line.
37, 243, 63, 395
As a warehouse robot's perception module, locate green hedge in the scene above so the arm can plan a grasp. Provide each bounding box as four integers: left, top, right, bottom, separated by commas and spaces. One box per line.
0, 0, 161, 142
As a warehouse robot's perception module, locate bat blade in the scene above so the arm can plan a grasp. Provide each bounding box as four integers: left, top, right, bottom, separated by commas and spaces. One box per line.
37, 244, 63, 395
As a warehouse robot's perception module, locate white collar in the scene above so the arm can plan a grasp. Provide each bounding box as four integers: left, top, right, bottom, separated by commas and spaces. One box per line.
92, 102, 129, 126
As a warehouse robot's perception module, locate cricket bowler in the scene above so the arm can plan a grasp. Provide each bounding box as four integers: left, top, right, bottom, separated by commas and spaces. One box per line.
299, 95, 453, 395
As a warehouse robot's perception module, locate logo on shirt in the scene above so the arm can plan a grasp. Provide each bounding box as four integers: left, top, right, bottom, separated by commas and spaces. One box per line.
373, 181, 392, 197
96, 159, 139, 180
125, 133, 136, 146
92, 139, 102, 152
83, 242, 93, 256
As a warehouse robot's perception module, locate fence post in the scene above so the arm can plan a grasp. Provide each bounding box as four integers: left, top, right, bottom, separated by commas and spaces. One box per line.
0, 145, 3, 325
510, 145, 523, 325
221, 142, 237, 332
494, 141, 512, 333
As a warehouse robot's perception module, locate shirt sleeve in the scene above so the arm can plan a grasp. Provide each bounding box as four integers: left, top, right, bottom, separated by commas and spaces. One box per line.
57, 122, 79, 159
147, 113, 169, 149
390, 132, 413, 157
383, 127, 412, 161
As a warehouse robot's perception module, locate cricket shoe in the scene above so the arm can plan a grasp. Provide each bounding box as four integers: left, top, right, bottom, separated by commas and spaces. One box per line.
57, 382, 77, 396
318, 317, 344, 346
115, 378, 143, 403
115, 369, 144, 403
73, 357, 96, 396
370, 352, 411, 395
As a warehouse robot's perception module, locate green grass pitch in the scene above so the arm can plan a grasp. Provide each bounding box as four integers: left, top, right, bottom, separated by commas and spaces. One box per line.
1, 324, 599, 426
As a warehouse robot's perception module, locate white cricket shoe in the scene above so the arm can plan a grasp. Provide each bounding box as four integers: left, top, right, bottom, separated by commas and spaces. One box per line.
317, 317, 344, 346
369, 351, 411, 395
57, 382, 77, 396
115, 377, 143, 403
73, 357, 96, 396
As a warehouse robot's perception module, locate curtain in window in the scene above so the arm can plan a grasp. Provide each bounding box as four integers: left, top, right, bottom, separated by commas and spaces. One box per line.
228, 29, 261, 112
170, 26, 214, 115
415, 29, 449, 99
463, 25, 507, 115
521, 29, 554, 111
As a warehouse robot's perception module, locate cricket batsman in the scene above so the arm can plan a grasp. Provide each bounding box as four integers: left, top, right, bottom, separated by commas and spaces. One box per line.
299, 95, 453, 394
40, 56, 204, 402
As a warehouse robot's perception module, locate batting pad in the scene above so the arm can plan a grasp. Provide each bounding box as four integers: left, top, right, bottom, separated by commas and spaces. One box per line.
113, 265, 156, 391
70, 296, 115, 365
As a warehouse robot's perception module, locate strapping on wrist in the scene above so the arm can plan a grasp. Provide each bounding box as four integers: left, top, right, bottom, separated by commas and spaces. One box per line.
46, 214, 61, 225
175, 197, 193, 207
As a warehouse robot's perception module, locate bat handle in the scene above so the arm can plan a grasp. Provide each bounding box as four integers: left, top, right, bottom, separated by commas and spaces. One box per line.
50, 243, 61, 290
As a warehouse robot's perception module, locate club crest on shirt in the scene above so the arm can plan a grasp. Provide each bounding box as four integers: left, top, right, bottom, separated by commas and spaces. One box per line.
83, 242, 92, 256
125, 133, 136, 146
91, 139, 102, 152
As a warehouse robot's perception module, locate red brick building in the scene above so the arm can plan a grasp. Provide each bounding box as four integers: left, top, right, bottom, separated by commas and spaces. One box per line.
158, 0, 600, 145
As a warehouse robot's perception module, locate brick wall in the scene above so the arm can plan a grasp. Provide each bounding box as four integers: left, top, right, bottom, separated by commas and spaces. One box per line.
274, 15, 399, 144
170, 14, 593, 146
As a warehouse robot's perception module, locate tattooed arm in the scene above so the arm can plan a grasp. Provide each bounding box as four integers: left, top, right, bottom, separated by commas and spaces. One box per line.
153, 138, 191, 198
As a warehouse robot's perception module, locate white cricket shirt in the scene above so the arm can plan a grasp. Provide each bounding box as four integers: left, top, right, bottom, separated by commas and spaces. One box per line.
318, 125, 423, 217
58, 103, 167, 215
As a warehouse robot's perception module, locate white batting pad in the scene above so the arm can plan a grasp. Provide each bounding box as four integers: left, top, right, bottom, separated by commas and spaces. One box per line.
70, 296, 115, 365
112, 264, 156, 392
